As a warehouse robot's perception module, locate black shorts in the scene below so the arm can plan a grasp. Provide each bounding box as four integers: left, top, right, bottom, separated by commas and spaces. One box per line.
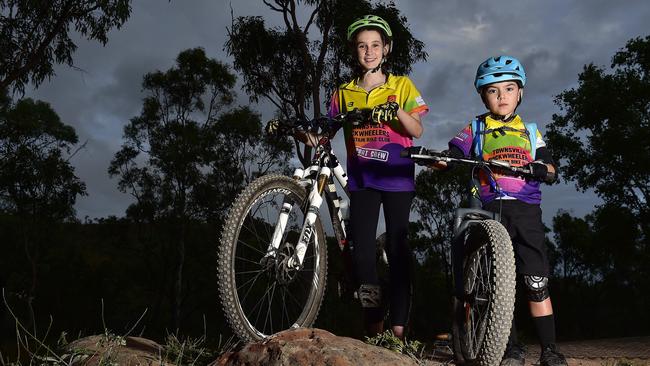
483, 199, 550, 277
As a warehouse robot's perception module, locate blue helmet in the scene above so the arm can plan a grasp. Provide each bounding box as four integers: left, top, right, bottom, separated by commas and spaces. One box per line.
474, 55, 526, 92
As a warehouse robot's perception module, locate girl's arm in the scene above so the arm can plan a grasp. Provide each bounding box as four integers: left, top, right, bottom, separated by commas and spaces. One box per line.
295, 130, 322, 147
396, 108, 423, 138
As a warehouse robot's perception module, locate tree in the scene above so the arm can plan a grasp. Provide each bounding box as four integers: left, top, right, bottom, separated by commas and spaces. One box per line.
544, 35, 650, 338
108, 48, 290, 330
411, 168, 469, 292
225, 0, 427, 165
551, 211, 596, 281
550, 205, 650, 338
0, 90, 86, 331
546, 35, 650, 237
0, 0, 132, 94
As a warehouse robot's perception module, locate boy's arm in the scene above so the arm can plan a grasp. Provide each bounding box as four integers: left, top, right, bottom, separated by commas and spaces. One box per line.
429, 123, 473, 171
527, 147, 558, 183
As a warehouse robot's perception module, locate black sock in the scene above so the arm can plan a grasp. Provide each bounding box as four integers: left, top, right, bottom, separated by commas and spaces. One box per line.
533, 314, 556, 348
364, 307, 384, 324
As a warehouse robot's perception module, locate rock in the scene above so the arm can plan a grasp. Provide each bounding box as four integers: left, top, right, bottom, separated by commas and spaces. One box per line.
212, 328, 421, 366
64, 335, 174, 365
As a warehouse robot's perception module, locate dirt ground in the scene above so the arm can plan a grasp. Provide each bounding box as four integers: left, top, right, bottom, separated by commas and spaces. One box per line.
423, 336, 650, 365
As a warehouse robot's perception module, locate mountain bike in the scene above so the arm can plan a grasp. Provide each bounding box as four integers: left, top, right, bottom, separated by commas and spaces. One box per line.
217, 109, 388, 343
401, 147, 538, 365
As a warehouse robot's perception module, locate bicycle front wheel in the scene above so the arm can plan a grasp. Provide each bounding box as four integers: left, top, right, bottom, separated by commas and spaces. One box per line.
452, 219, 516, 365
217, 174, 327, 343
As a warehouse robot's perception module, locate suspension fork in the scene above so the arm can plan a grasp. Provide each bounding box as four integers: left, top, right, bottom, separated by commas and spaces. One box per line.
264, 167, 314, 258
283, 166, 331, 269
328, 159, 351, 250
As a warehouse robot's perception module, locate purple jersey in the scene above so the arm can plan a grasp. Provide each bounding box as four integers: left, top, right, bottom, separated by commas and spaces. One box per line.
448, 114, 546, 204
329, 75, 428, 191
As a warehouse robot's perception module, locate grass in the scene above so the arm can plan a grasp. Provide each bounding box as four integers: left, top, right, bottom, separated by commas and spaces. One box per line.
1, 321, 235, 366
364, 329, 425, 362
0, 289, 236, 366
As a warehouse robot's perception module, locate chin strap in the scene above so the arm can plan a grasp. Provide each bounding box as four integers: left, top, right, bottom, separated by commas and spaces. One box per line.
490, 112, 517, 122
368, 59, 384, 74
367, 51, 387, 74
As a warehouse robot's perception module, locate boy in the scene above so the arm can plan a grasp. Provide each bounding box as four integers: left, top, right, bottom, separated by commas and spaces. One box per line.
443, 56, 567, 366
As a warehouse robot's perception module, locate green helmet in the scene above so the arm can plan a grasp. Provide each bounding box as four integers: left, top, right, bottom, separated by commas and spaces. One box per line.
346, 15, 393, 42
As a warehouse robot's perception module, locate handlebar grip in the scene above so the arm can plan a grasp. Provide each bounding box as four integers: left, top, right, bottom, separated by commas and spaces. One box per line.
545, 170, 557, 183
400, 146, 425, 158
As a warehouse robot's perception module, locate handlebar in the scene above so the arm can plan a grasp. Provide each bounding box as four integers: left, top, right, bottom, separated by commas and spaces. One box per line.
267, 108, 374, 136
400, 146, 536, 179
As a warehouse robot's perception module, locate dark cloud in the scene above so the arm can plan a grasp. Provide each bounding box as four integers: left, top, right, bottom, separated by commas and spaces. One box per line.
21, 0, 649, 222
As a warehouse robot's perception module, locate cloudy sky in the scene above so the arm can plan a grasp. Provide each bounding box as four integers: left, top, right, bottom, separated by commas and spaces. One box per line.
25, 0, 650, 227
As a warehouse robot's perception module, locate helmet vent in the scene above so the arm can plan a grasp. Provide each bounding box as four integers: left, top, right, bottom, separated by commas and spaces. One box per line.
474, 55, 527, 91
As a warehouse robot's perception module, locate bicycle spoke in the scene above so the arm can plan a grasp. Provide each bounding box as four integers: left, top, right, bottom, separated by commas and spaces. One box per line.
240, 192, 287, 248
281, 288, 290, 328
239, 220, 271, 250
244, 278, 278, 335
239, 224, 268, 249
263, 282, 278, 334
466, 244, 494, 356
235, 268, 266, 292
234, 268, 266, 276
236, 269, 268, 307
284, 281, 309, 310
234, 250, 266, 266
239, 280, 273, 334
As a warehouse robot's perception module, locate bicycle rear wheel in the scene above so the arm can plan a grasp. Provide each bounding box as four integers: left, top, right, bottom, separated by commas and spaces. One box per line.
218, 174, 327, 342
452, 219, 516, 365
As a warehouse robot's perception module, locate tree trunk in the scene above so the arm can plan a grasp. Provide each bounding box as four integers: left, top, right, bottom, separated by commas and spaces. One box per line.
172, 216, 186, 331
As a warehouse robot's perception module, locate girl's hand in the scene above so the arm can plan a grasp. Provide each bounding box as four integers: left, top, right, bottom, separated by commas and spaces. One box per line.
265, 119, 282, 135
371, 101, 399, 124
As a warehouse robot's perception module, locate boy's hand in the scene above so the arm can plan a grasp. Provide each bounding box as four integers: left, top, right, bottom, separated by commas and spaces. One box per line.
427, 149, 456, 171
371, 101, 399, 124
427, 161, 448, 170
525, 161, 555, 182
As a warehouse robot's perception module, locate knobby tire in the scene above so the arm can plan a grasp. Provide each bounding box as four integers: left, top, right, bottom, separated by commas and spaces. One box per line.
217, 174, 328, 343
452, 219, 516, 365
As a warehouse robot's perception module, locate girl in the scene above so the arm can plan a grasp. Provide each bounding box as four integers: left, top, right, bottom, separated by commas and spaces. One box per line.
328, 15, 429, 339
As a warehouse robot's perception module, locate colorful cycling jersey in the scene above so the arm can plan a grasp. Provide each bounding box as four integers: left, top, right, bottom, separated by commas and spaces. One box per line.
448, 114, 546, 204
328, 74, 429, 192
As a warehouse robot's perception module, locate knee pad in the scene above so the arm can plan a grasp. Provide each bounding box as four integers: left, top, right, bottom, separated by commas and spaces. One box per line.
358, 284, 382, 308
523, 275, 549, 302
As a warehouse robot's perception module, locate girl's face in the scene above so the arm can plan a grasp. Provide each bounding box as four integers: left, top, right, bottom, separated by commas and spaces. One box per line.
355, 29, 388, 71
482, 81, 522, 117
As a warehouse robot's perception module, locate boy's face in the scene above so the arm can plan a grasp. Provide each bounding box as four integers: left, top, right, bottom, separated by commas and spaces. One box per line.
481, 81, 522, 118
355, 29, 388, 71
